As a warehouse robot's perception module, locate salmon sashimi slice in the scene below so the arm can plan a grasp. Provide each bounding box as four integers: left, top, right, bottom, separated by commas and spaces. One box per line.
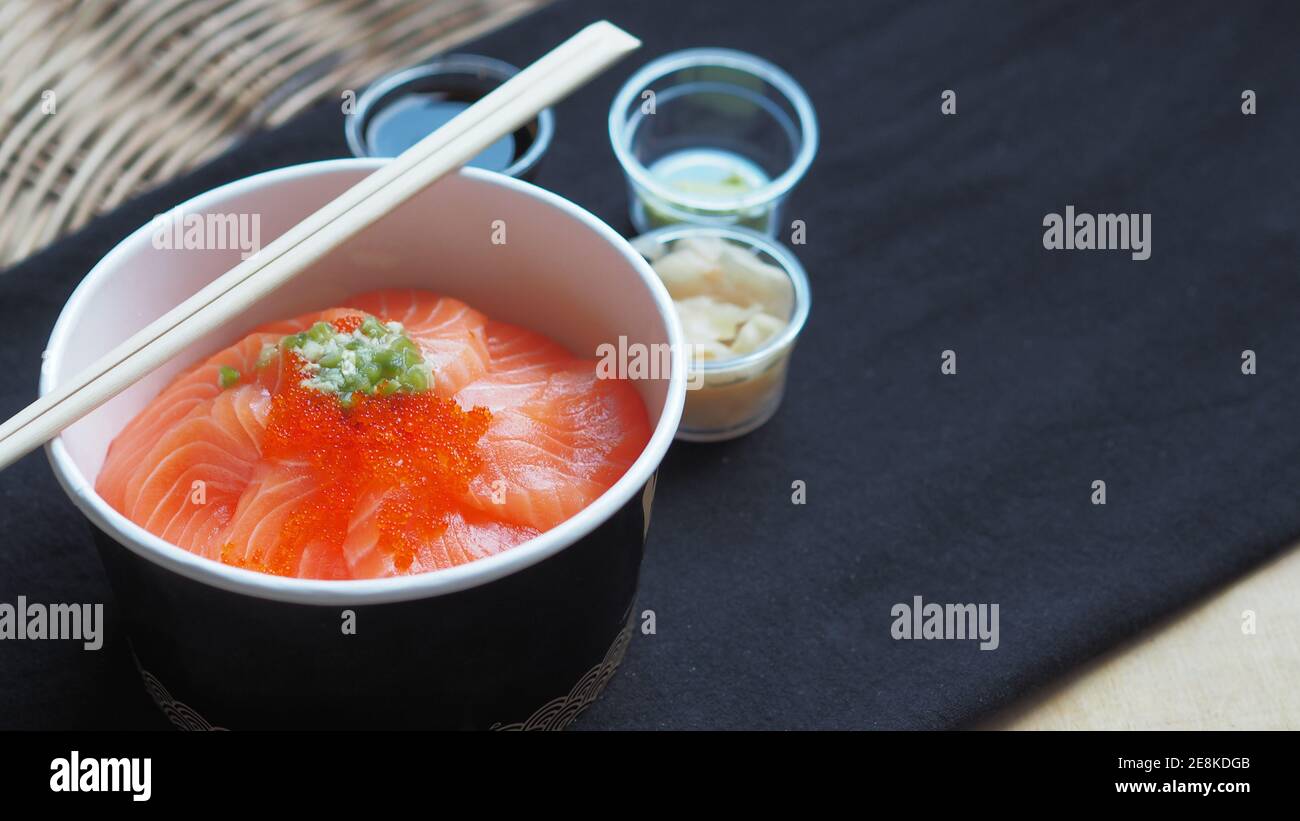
455, 320, 586, 412
453, 321, 650, 531
460, 369, 651, 531
97, 331, 274, 510
436, 509, 541, 565
341, 486, 540, 577
120, 384, 269, 554
345, 289, 490, 398
215, 459, 349, 579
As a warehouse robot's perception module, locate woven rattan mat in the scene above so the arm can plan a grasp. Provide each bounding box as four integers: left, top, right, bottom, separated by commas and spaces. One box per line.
0, 0, 544, 268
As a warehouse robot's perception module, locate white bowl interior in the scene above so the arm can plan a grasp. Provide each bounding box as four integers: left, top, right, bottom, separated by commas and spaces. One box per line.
41, 160, 683, 603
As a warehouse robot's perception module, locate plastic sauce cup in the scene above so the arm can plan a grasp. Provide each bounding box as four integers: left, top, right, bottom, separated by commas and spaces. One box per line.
346, 54, 554, 180
610, 49, 818, 237
633, 225, 811, 441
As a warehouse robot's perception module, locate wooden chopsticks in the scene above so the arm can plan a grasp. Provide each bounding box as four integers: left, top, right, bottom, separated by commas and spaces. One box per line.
0, 21, 639, 472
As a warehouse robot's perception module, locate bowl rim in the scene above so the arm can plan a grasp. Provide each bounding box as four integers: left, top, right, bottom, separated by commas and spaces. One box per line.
41, 159, 686, 606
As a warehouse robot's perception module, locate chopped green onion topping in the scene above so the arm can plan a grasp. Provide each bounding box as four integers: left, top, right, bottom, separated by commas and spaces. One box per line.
218, 365, 241, 389
282, 316, 433, 404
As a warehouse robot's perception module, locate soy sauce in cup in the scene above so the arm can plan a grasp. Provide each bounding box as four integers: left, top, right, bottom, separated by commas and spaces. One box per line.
346, 54, 555, 180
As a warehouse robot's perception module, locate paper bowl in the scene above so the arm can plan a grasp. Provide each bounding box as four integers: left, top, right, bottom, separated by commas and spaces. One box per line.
41, 159, 685, 729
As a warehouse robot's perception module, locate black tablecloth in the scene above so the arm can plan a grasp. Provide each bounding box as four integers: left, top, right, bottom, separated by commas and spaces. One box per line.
3, 0, 1299, 729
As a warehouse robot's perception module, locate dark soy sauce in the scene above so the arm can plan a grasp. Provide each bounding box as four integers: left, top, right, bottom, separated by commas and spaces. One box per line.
364, 85, 534, 170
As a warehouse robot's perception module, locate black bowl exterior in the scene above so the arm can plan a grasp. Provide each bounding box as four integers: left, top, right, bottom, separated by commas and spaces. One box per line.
90, 477, 655, 730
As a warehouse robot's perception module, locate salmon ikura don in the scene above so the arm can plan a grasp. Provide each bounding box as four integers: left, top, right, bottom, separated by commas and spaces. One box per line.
95, 289, 652, 579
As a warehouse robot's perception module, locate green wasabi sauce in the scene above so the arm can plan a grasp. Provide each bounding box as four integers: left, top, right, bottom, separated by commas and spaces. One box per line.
275, 315, 432, 407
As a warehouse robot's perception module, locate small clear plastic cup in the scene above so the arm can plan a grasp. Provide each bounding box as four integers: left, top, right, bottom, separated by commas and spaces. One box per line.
610, 49, 818, 237
633, 225, 811, 441
345, 54, 555, 180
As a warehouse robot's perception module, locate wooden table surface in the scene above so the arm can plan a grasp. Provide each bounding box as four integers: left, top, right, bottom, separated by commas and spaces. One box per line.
986, 542, 1300, 730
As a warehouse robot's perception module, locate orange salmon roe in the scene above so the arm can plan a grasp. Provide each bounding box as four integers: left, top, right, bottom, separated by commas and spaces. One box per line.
231, 348, 491, 575
330, 314, 365, 335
